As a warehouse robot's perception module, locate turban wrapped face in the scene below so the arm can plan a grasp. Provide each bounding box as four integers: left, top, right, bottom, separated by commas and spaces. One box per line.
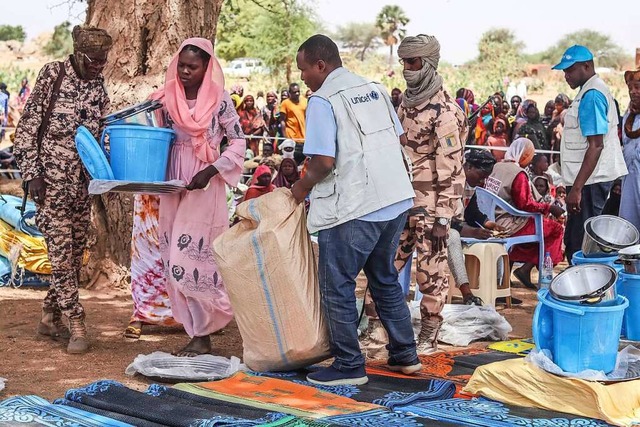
397, 34, 444, 108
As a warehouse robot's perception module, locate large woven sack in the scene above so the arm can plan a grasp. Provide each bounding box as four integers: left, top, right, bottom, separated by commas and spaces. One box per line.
212, 188, 330, 371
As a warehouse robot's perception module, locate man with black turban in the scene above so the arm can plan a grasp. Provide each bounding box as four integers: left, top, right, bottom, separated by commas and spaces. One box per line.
14, 25, 113, 354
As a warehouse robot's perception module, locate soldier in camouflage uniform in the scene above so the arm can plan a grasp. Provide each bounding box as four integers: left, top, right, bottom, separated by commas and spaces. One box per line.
395, 35, 467, 354
14, 26, 113, 354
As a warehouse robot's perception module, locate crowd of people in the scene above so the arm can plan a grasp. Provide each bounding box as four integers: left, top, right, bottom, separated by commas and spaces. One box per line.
8, 22, 640, 388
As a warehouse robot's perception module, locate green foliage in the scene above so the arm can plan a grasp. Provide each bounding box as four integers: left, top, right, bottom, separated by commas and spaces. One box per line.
0, 25, 26, 43
0, 66, 37, 95
464, 28, 526, 95
334, 22, 381, 61
477, 28, 524, 63
375, 5, 409, 45
44, 21, 74, 59
216, 0, 318, 82
531, 29, 630, 69
216, 0, 256, 61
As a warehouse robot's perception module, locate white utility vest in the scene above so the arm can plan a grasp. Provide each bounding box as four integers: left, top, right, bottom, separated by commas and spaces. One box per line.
307, 68, 415, 233
561, 74, 627, 186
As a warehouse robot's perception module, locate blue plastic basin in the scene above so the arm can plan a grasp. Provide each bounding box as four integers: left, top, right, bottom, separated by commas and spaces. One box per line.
572, 250, 622, 271
102, 125, 175, 182
533, 289, 627, 374
618, 272, 640, 341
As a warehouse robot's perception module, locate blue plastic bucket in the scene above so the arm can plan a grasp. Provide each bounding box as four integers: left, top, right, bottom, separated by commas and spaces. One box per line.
533, 289, 627, 374
102, 125, 175, 182
618, 272, 640, 341
572, 250, 621, 271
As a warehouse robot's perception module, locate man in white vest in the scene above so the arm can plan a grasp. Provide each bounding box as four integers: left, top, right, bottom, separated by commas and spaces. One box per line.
553, 45, 627, 263
291, 34, 420, 386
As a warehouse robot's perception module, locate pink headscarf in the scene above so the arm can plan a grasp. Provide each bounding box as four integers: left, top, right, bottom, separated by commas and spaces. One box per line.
151, 38, 225, 163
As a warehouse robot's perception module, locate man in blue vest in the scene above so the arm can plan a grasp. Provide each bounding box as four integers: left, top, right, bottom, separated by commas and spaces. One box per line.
291, 34, 420, 386
553, 45, 627, 263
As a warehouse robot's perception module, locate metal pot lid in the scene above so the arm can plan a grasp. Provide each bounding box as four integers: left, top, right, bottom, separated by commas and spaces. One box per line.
585, 215, 640, 249
101, 100, 163, 124
549, 264, 617, 301
618, 244, 640, 259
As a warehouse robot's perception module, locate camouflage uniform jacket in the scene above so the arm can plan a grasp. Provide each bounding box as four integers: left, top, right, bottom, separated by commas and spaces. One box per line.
398, 89, 468, 220
14, 57, 110, 184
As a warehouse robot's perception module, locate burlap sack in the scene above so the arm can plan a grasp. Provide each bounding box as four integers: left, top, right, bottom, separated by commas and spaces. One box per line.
212, 188, 331, 371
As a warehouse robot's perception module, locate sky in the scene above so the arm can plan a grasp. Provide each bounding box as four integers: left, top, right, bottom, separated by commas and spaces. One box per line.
2, 0, 638, 65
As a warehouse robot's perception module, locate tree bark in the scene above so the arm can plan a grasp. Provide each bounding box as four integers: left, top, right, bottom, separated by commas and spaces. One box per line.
81, 0, 225, 289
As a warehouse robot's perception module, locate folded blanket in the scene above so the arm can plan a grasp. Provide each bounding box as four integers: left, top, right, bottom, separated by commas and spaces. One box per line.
464, 358, 640, 426
174, 372, 381, 419
0, 195, 41, 236
61, 380, 307, 427
0, 219, 50, 274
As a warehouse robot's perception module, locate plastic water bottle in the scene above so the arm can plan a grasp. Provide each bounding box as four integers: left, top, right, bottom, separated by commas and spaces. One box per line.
540, 252, 553, 289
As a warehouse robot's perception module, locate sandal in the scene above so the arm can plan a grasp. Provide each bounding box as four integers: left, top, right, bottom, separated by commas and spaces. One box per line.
513, 268, 536, 290
123, 324, 142, 340
463, 295, 484, 306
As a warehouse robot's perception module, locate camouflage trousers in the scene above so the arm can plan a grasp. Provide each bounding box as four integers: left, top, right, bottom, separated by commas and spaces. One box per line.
36, 181, 91, 320
395, 213, 449, 319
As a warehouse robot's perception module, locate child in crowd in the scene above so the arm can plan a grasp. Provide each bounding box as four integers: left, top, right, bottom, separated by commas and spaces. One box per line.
242, 165, 274, 202
533, 175, 553, 204
486, 117, 508, 161
553, 186, 566, 211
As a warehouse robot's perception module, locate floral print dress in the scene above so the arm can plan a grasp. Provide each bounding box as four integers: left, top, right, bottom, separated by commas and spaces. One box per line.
158, 92, 246, 337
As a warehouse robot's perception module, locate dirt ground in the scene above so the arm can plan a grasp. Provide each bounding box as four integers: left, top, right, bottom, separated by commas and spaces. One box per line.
0, 275, 538, 402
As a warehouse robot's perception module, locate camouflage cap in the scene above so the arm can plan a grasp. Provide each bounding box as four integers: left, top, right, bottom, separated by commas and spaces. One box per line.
72, 25, 113, 55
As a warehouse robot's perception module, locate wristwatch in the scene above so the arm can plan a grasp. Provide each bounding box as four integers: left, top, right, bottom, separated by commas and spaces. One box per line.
437, 217, 449, 226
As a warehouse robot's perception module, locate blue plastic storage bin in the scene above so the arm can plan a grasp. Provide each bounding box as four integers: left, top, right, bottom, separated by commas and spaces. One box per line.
533, 289, 627, 374
618, 272, 640, 341
573, 250, 627, 336
572, 250, 622, 271
102, 125, 175, 182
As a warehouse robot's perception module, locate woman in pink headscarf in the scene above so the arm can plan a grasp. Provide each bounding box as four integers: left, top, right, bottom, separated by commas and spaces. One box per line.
152, 38, 246, 356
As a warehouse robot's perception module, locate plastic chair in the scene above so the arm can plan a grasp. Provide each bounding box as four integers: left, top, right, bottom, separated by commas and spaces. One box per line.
473, 187, 545, 282
446, 242, 512, 307
404, 187, 545, 301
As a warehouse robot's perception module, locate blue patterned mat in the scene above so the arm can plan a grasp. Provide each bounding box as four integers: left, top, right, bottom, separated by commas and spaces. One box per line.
396, 397, 614, 426
0, 394, 132, 426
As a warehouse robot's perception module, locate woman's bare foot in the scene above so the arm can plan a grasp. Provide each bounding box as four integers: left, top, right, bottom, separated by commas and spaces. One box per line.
123, 321, 142, 340
174, 335, 211, 357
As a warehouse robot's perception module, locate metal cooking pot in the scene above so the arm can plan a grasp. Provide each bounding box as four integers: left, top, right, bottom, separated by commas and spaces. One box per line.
616, 259, 640, 274
549, 264, 618, 305
615, 244, 640, 274
101, 100, 167, 127
582, 215, 639, 257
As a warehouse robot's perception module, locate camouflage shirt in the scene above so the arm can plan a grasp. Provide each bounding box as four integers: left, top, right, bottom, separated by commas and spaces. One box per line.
398, 89, 468, 219
14, 57, 110, 184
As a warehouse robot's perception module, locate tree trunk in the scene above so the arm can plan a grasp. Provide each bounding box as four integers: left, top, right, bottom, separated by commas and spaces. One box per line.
389, 43, 393, 68
81, 0, 225, 289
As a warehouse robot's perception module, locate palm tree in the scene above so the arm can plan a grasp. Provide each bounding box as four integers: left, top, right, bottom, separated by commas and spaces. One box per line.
375, 5, 410, 68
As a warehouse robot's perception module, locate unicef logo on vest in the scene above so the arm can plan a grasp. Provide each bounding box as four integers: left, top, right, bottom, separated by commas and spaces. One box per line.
350, 90, 380, 105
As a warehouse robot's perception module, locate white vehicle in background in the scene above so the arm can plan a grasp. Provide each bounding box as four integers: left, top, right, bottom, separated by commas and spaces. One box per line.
223, 58, 268, 79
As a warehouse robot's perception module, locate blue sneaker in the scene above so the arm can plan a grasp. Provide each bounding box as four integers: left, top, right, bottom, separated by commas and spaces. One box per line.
306, 365, 368, 386
387, 356, 422, 375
